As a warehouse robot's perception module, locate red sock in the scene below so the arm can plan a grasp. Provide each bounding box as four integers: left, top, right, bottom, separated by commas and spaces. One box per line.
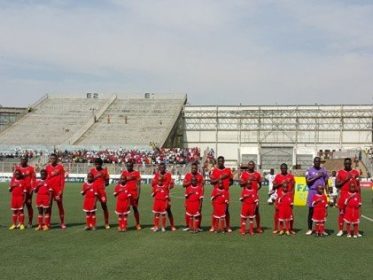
12, 213, 17, 225
194, 218, 199, 231
45, 215, 51, 227
249, 220, 254, 234
213, 218, 219, 231
162, 215, 167, 228
240, 218, 246, 233
92, 215, 96, 227
19, 213, 25, 225
353, 224, 359, 236
315, 223, 320, 234
188, 216, 193, 229
185, 214, 191, 228
154, 215, 160, 228
123, 217, 128, 230
320, 223, 325, 233
220, 218, 225, 231
134, 211, 140, 226
346, 224, 351, 234
38, 215, 43, 227
86, 216, 91, 227
285, 221, 290, 232
118, 217, 123, 229
338, 214, 344, 231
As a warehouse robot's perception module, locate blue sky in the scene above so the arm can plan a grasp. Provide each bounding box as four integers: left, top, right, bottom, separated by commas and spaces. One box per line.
0, 0, 372, 106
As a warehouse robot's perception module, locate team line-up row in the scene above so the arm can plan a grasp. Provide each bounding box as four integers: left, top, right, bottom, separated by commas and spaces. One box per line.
8, 155, 363, 238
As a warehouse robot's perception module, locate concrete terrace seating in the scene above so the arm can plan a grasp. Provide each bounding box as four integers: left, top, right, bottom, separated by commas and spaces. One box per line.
0, 97, 107, 145
77, 97, 186, 146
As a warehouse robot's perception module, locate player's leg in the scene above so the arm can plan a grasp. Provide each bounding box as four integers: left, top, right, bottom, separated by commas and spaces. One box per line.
91, 211, 97, 230
161, 214, 167, 232
18, 209, 25, 230
306, 207, 314, 235
166, 205, 176, 231
346, 223, 352, 238
44, 207, 51, 230
36, 207, 43, 230
240, 217, 246, 235
10, 210, 18, 230
183, 213, 190, 231
123, 214, 128, 231
133, 203, 141, 230
248, 218, 255, 235
353, 223, 360, 238
273, 207, 279, 234
153, 213, 160, 232
336, 208, 345, 236
225, 206, 232, 232
255, 206, 263, 233
100, 200, 110, 229
56, 195, 66, 229
25, 192, 34, 227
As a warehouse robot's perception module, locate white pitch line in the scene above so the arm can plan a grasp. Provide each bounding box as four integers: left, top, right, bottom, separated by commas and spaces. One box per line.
362, 215, 373, 222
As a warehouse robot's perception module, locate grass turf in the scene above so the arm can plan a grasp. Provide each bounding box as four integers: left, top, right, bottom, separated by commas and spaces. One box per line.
0, 183, 372, 280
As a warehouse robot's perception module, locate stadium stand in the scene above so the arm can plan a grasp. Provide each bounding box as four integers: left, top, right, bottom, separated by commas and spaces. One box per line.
0, 96, 107, 146
76, 95, 186, 147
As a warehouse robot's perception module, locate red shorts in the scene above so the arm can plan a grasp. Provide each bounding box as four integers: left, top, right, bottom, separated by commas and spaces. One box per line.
11, 196, 24, 211
116, 200, 131, 215
96, 188, 107, 203
52, 186, 63, 201
344, 208, 360, 224
213, 204, 227, 219
129, 191, 139, 207
312, 208, 326, 223
153, 199, 167, 214
83, 197, 97, 212
185, 201, 201, 217
36, 194, 51, 208
278, 207, 293, 222
241, 204, 256, 219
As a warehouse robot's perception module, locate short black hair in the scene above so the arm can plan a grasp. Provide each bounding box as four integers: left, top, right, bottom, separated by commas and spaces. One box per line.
50, 153, 57, 157
217, 156, 225, 161
95, 158, 103, 165
344, 158, 352, 162
191, 162, 198, 167
281, 163, 288, 168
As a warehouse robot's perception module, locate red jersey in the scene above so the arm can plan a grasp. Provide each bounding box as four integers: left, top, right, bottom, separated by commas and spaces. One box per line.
14, 165, 36, 189
336, 169, 360, 194
185, 185, 204, 202
273, 173, 295, 198
211, 188, 230, 205
89, 167, 110, 190
152, 172, 174, 190
152, 184, 169, 201
343, 192, 362, 224
114, 184, 132, 201
277, 192, 293, 222
121, 170, 141, 193
9, 178, 26, 197
34, 179, 53, 197
240, 188, 259, 205
240, 171, 262, 193
45, 164, 65, 191
81, 182, 97, 199
183, 172, 204, 187
312, 193, 328, 223
210, 167, 233, 191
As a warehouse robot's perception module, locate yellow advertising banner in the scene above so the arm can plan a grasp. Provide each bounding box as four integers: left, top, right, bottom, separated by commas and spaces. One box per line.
294, 177, 332, 206
294, 177, 308, 206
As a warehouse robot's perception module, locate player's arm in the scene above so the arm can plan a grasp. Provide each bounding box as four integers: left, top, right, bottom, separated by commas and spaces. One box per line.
336, 172, 351, 189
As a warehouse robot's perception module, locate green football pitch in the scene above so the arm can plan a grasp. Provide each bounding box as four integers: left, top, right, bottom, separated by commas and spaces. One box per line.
0, 183, 372, 280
